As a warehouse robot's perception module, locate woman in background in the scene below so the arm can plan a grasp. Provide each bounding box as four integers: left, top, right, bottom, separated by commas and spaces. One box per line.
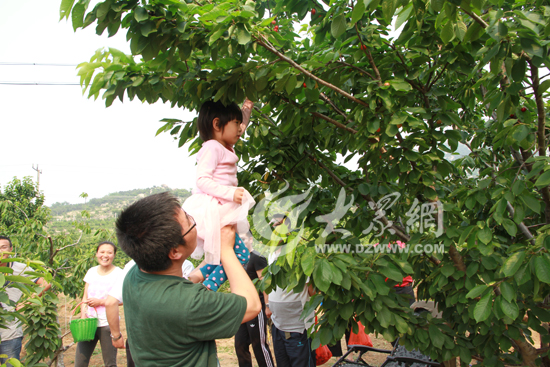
75, 241, 122, 367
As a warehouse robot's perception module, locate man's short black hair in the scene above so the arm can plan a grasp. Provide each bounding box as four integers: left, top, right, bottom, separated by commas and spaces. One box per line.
0, 236, 12, 248
197, 100, 243, 142
115, 192, 185, 272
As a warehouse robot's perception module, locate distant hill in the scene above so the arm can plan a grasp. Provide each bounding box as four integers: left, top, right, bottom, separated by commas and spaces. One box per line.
46, 185, 192, 233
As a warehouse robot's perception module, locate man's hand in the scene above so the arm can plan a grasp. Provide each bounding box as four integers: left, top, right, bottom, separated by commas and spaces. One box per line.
233, 188, 244, 204
265, 306, 272, 319
111, 334, 125, 349
220, 226, 236, 252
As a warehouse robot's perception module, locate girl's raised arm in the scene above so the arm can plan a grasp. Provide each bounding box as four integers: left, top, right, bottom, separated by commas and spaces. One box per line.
241, 99, 254, 131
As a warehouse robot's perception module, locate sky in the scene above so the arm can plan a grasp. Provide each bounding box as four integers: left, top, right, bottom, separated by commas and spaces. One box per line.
0, 0, 197, 205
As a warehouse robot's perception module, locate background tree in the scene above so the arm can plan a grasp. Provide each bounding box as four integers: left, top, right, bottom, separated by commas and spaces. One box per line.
0, 178, 117, 366
62, 0, 550, 366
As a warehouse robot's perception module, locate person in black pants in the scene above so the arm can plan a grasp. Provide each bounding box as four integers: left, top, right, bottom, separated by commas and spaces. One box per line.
234, 231, 275, 367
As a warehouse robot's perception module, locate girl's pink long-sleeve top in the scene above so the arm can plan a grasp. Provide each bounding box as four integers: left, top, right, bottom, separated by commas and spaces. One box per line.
193, 140, 239, 204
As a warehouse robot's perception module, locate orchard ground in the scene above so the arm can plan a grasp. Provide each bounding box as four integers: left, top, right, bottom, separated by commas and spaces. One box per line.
20, 294, 541, 366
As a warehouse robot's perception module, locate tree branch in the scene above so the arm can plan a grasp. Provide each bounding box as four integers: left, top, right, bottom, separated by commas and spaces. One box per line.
428, 62, 449, 90
384, 41, 410, 75
334, 61, 374, 79
528, 59, 550, 223
449, 243, 467, 272
49, 232, 83, 264
254, 35, 369, 107
355, 24, 382, 86
312, 112, 358, 134
460, 8, 488, 28
306, 151, 410, 242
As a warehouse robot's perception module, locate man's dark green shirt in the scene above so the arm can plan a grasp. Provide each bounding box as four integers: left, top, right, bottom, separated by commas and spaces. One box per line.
123, 265, 246, 366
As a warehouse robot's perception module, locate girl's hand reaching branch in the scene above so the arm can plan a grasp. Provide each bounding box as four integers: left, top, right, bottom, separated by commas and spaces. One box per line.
241, 99, 254, 130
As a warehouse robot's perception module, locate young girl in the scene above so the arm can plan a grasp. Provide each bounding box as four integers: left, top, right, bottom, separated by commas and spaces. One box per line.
184, 99, 255, 291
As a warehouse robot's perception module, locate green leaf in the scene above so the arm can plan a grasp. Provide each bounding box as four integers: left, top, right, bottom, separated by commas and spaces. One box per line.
520, 195, 541, 213
378, 307, 392, 328
286, 74, 297, 95
520, 37, 544, 58
429, 324, 445, 349
432, 0, 445, 12
458, 225, 475, 245
466, 285, 488, 299
502, 219, 517, 237
440, 21, 456, 44
440, 264, 455, 277
313, 258, 332, 292
378, 263, 403, 282
381, 0, 396, 24
236, 25, 251, 45
534, 170, 550, 188
511, 58, 526, 82
301, 247, 315, 277
474, 292, 493, 322
502, 251, 526, 277
351, 0, 366, 25
339, 302, 354, 320
534, 256, 550, 284
404, 150, 420, 161
477, 227, 492, 244
501, 298, 519, 320
539, 80, 550, 95
60, 0, 76, 20
135, 7, 149, 22
209, 27, 226, 45
500, 282, 515, 303
5, 275, 35, 285
71, 2, 86, 31
331, 15, 347, 39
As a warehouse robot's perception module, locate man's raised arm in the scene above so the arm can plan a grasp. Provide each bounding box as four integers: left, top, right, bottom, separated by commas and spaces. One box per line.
220, 226, 261, 323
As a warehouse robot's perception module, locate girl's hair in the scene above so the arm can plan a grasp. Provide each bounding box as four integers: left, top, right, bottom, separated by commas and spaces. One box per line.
96, 241, 117, 254
197, 100, 243, 141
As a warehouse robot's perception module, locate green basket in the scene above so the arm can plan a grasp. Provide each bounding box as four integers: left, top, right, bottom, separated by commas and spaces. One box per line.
70, 302, 98, 342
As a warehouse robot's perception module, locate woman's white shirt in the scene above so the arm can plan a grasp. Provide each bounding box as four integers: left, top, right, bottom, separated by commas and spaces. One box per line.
84, 265, 123, 327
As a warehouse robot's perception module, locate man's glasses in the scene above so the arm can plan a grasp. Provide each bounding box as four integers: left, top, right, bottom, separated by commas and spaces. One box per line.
182, 213, 196, 238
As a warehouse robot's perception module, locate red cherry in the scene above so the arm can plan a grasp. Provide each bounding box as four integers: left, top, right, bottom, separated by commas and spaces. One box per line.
376, 128, 381, 133
311, 9, 316, 15
436, 120, 442, 125
397, 124, 402, 128
303, 82, 307, 88
274, 25, 279, 32
521, 107, 527, 112
360, 44, 366, 51
271, 20, 276, 25
510, 114, 516, 118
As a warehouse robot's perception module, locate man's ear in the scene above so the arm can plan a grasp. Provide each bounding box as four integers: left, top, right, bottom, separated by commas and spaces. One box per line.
168, 247, 184, 261
212, 117, 221, 132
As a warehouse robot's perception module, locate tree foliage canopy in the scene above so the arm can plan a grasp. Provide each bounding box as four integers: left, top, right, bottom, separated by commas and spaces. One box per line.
61, 0, 550, 365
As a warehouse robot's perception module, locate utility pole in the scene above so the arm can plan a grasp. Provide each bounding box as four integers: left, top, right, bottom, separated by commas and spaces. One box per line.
32, 164, 42, 191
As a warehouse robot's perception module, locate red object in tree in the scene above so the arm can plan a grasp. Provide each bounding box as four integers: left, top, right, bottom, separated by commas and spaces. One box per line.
348, 321, 373, 347
274, 25, 279, 32
303, 82, 307, 88
311, 8, 316, 15
271, 20, 276, 25
521, 107, 527, 112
